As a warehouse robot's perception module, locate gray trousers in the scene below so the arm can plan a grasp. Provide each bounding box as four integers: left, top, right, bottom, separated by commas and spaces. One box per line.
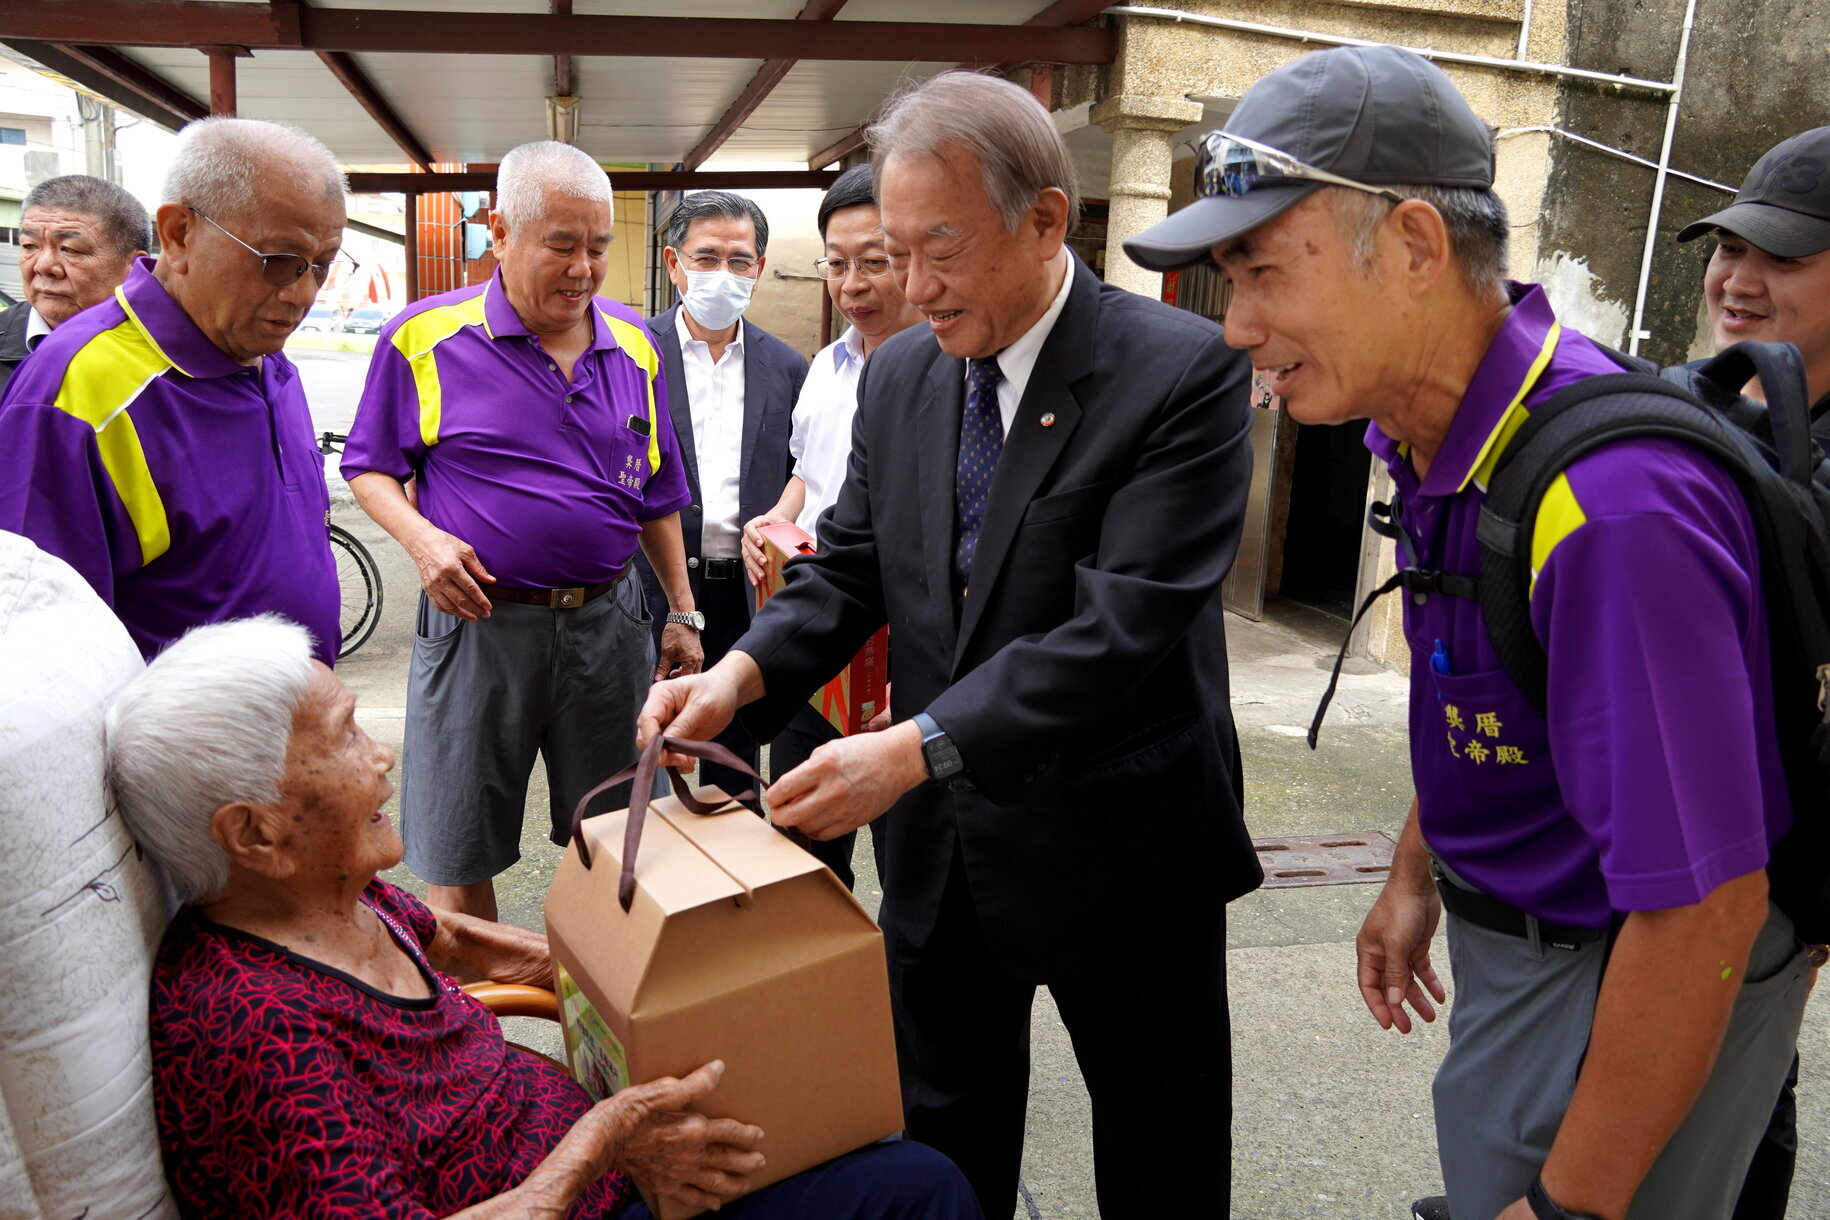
400, 571, 655, 886
1435, 899, 1810, 1220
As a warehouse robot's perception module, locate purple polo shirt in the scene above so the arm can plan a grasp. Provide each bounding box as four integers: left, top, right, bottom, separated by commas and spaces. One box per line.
1371, 283, 1791, 927
0, 257, 339, 664
341, 271, 689, 588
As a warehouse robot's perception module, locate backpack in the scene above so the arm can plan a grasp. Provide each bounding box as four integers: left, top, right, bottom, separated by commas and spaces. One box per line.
1311, 340, 1830, 941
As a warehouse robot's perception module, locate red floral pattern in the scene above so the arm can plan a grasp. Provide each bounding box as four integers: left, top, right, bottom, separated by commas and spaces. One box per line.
150, 880, 630, 1218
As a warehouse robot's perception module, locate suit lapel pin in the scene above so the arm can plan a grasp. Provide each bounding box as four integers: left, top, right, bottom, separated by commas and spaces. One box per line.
1040, 412, 1057, 427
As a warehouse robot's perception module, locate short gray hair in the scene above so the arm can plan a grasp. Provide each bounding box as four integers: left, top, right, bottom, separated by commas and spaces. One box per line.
662, 190, 770, 256
496, 140, 612, 231
1327, 184, 1511, 303
162, 117, 345, 220
867, 71, 1079, 231
22, 174, 152, 256
105, 616, 316, 906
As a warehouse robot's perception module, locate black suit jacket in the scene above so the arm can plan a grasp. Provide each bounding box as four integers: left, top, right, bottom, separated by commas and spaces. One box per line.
637, 307, 807, 640
0, 303, 32, 396
735, 254, 1262, 979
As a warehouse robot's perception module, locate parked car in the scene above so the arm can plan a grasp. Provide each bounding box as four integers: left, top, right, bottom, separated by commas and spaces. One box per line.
297, 305, 341, 333
343, 308, 390, 335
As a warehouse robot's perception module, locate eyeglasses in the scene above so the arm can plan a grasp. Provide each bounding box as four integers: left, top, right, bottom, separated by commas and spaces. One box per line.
674, 251, 759, 277
191, 207, 358, 288
812, 256, 893, 281
1196, 131, 1403, 204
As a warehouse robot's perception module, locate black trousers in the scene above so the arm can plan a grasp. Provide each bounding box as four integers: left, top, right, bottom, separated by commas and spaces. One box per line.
883, 848, 1232, 1220
694, 571, 762, 798
767, 702, 858, 890
1732, 1052, 1799, 1220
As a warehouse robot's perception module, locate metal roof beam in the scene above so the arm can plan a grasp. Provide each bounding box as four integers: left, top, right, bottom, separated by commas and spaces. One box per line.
348, 169, 841, 195
806, 0, 1118, 168
5, 39, 204, 130
317, 48, 434, 170
0, 3, 1116, 65
684, 0, 851, 171
552, 0, 571, 99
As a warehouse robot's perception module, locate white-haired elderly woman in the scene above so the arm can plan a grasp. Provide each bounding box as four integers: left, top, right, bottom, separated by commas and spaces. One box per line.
109, 616, 979, 1220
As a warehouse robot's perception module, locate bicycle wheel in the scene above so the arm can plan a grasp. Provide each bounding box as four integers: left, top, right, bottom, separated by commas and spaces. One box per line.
328, 523, 384, 659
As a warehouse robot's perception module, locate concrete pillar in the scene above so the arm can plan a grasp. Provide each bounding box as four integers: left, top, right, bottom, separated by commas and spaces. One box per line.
1090, 93, 1203, 299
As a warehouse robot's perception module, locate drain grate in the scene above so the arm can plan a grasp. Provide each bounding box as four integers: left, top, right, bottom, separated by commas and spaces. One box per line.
1253, 832, 1397, 888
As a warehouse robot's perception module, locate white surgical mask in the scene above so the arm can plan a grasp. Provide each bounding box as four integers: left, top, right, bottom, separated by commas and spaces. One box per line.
682, 268, 755, 332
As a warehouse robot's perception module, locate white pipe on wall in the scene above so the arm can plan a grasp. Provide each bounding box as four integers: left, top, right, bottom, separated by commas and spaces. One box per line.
1625, 0, 1701, 356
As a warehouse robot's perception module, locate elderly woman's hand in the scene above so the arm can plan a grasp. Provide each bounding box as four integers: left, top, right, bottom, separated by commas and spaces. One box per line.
427, 908, 555, 989
604, 1060, 767, 1209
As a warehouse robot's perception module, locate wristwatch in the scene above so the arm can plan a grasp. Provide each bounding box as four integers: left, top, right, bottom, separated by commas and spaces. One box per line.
665, 610, 705, 631
1527, 1177, 1605, 1220
912, 712, 964, 782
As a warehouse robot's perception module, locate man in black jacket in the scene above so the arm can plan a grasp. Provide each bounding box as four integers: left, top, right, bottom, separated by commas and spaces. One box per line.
638, 71, 1259, 1220
0, 175, 149, 392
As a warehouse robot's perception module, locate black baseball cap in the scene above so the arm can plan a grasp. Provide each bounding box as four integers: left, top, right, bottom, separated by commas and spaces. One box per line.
1676, 126, 1830, 258
1123, 45, 1495, 273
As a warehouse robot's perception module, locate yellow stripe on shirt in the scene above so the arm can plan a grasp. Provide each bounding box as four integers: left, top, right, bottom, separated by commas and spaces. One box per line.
391, 294, 489, 448
1529, 471, 1589, 596
600, 311, 663, 476
52, 317, 174, 567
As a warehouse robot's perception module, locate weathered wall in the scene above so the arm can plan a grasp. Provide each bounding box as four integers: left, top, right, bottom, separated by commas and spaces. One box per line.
1535, 0, 1830, 363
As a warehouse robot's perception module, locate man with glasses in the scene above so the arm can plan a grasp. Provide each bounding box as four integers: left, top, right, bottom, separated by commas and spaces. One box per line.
738, 164, 924, 889
0, 117, 346, 663
639, 72, 1257, 1219
639, 191, 807, 798
0, 174, 150, 392
1125, 46, 1807, 1220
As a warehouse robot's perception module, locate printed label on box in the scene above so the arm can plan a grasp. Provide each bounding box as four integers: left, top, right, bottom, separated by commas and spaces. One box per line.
557, 960, 628, 1101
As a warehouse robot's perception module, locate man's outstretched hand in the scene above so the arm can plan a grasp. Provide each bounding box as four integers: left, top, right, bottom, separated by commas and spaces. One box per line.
638, 654, 764, 770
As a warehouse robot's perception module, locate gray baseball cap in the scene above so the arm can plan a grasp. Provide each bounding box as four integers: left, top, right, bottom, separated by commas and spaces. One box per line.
1676, 126, 1830, 258
1123, 45, 1496, 273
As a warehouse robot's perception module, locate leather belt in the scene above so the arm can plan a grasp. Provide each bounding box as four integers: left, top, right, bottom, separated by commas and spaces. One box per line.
701, 557, 742, 581
491, 569, 624, 609
1432, 867, 1607, 949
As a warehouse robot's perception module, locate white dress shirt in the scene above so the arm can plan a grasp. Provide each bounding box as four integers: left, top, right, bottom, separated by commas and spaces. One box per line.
25, 307, 53, 351
973, 253, 1074, 436
680, 320, 747, 560
788, 326, 866, 540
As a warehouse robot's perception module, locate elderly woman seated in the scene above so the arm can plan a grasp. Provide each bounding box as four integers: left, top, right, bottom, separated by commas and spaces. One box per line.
107, 616, 979, 1220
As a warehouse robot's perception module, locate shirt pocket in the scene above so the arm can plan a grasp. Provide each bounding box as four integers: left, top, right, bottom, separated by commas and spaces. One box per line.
1420, 667, 1553, 809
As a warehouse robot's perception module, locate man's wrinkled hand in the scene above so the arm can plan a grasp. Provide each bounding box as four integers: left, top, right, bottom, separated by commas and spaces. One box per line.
407, 523, 496, 620
639, 670, 740, 769
603, 1062, 765, 1211
740, 511, 791, 586
1355, 879, 1446, 1033
655, 622, 704, 681
768, 722, 925, 840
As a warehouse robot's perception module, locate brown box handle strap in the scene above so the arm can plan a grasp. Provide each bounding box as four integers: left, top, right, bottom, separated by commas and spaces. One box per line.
568, 734, 808, 911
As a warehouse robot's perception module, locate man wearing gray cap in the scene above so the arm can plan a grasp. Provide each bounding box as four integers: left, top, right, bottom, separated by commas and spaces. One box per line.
1128, 45, 1808, 1220
1677, 125, 1830, 442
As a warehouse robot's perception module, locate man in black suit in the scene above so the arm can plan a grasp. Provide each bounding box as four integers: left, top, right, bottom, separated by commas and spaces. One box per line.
639, 191, 808, 797
1, 175, 149, 392
640, 72, 1259, 1218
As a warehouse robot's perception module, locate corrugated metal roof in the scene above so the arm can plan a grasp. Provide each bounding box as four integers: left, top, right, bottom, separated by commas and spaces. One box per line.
67, 1, 1106, 168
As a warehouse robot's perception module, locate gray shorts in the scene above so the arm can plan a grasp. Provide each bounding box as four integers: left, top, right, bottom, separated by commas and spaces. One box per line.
400, 570, 655, 886
1433, 894, 1810, 1219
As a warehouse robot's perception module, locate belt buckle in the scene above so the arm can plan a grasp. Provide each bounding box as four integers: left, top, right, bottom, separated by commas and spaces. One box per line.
549, 586, 586, 609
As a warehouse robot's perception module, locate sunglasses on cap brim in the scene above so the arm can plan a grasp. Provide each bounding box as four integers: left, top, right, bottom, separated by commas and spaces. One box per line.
1196, 131, 1403, 204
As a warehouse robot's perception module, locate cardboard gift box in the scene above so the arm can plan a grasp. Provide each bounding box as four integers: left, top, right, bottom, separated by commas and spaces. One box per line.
545, 746, 904, 1220
751, 520, 888, 736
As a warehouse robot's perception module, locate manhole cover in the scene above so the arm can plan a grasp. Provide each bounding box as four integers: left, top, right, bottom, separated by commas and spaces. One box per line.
1253, 832, 1397, 888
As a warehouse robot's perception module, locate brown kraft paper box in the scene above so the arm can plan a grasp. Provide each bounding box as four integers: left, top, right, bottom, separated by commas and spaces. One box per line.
544, 783, 904, 1220
751, 520, 888, 735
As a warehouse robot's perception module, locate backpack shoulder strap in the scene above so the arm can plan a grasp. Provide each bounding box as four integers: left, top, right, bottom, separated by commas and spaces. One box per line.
1476, 372, 1753, 715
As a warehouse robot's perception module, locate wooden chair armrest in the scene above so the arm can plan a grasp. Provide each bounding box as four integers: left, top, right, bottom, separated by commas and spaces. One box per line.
462, 982, 561, 1022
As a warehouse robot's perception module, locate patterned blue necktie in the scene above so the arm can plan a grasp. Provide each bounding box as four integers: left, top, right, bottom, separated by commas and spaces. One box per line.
954, 355, 1005, 596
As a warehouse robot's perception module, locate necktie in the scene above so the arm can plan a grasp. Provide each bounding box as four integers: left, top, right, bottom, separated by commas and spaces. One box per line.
954, 355, 1005, 596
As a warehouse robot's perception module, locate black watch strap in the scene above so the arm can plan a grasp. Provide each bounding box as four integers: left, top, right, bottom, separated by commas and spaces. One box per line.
913, 712, 964, 782
1527, 1176, 1604, 1220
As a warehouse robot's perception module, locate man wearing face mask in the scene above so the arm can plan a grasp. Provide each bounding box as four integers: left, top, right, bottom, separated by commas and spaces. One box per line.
640, 191, 808, 797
